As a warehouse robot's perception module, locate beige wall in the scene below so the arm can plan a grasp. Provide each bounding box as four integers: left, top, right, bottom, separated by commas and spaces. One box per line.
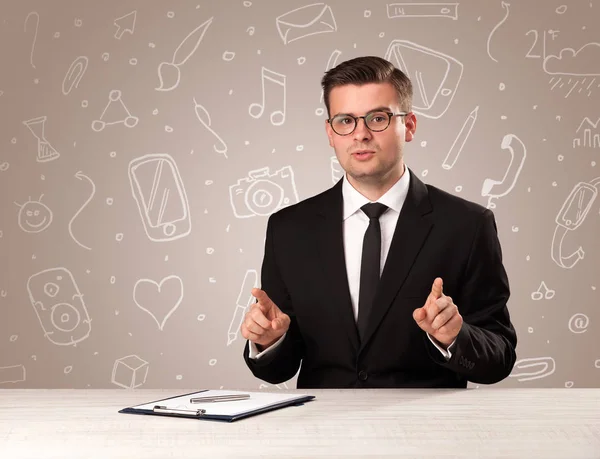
1, 0, 599, 389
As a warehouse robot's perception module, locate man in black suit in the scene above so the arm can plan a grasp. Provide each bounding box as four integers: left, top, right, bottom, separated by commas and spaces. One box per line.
241, 56, 517, 388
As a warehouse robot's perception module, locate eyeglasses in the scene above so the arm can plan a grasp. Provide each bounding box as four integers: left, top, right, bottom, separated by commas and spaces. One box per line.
327, 111, 408, 136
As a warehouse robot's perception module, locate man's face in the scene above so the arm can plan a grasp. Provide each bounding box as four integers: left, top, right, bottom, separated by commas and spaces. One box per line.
325, 82, 417, 186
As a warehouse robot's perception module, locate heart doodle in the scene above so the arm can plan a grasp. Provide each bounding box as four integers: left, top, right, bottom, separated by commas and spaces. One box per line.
133, 275, 183, 330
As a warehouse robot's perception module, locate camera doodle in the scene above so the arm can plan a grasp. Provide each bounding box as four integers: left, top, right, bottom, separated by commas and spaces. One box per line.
229, 166, 299, 218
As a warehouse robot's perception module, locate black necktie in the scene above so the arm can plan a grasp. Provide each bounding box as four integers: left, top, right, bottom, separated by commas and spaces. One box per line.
357, 202, 388, 341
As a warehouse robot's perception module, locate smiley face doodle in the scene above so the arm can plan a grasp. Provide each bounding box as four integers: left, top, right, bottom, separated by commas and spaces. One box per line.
14, 194, 53, 233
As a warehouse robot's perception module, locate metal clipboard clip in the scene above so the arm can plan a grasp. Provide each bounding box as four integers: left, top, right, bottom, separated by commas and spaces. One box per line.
153, 405, 206, 416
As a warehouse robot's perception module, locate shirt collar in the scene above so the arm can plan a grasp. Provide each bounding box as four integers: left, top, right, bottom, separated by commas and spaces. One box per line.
342, 163, 410, 220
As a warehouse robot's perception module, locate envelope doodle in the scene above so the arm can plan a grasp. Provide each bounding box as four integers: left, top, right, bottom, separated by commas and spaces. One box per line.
276, 3, 337, 45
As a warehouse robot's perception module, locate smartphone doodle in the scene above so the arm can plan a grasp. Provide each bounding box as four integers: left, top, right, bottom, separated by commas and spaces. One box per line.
481, 133, 527, 209
26, 267, 91, 346
384, 40, 463, 119
128, 154, 191, 242
551, 177, 600, 269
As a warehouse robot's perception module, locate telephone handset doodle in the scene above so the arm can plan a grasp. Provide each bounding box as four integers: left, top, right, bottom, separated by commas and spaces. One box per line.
481, 134, 527, 209
551, 177, 600, 269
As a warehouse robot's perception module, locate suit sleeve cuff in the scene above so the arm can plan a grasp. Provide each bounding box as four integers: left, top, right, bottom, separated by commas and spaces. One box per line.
427, 333, 457, 360
248, 332, 287, 359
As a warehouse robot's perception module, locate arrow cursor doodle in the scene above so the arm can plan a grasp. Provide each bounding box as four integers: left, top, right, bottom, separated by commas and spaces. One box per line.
114, 11, 137, 40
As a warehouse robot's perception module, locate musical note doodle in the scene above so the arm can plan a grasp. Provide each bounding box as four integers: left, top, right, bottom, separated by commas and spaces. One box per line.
249, 67, 287, 126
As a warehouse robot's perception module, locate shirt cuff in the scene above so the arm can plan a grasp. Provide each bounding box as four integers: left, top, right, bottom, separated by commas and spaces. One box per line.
248, 332, 287, 359
427, 333, 457, 360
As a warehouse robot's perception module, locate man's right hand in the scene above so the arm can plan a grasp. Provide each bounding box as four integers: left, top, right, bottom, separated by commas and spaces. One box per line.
241, 288, 290, 350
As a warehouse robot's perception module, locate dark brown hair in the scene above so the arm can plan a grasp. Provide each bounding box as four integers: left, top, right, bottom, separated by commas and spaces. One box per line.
321, 56, 412, 117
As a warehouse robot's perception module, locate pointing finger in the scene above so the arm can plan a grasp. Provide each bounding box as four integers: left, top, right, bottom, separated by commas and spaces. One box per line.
252, 288, 274, 310
430, 277, 443, 300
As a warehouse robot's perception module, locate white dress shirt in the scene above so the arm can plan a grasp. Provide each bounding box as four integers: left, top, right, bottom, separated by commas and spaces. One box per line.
249, 164, 456, 360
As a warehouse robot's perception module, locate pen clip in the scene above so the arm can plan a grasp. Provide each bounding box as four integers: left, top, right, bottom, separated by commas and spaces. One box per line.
153, 405, 206, 416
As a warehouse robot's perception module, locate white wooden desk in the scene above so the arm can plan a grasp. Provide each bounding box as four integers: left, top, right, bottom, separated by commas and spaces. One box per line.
1, 388, 598, 458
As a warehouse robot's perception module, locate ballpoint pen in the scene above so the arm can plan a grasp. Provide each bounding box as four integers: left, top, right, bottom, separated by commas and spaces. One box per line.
190, 394, 251, 403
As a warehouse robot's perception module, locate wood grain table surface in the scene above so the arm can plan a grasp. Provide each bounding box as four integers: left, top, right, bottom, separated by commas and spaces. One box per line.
1, 388, 598, 458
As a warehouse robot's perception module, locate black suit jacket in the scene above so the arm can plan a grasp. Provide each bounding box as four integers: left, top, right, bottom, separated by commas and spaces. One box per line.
244, 168, 517, 388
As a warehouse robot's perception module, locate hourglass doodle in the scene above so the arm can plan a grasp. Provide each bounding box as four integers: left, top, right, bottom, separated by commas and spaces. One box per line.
22, 116, 61, 162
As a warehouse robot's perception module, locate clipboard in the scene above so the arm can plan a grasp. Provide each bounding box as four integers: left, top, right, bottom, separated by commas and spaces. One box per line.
118, 389, 315, 422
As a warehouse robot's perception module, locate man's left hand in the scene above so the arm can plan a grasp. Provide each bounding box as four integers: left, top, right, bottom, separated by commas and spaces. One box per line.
413, 277, 462, 348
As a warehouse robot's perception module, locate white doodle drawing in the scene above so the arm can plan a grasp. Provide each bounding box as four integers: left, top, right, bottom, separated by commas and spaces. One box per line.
68, 171, 96, 251
26, 267, 92, 346
128, 153, 191, 242
573, 117, 600, 148
227, 269, 258, 346
525, 29, 559, 60
386, 2, 458, 19
114, 10, 136, 39
276, 3, 337, 45
486, 1, 510, 63
193, 97, 228, 158
509, 357, 556, 382
0, 162, 8, 171
24, 11, 39, 69
481, 133, 526, 209
331, 156, 344, 183
23, 116, 60, 162
527, 30, 600, 97
550, 76, 600, 98
568, 313, 589, 334
111, 354, 149, 389
92, 90, 138, 132
556, 4, 567, 14
442, 106, 478, 170
531, 281, 555, 300
316, 49, 342, 116
259, 382, 290, 390
249, 67, 287, 126
62, 56, 88, 95
156, 16, 213, 91
133, 275, 183, 330
551, 177, 600, 269
544, 42, 600, 76
384, 40, 462, 119
230, 166, 300, 218
0, 365, 26, 384
14, 194, 53, 233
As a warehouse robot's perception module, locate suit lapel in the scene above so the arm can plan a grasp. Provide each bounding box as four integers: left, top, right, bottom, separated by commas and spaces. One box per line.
359, 168, 434, 351
314, 179, 360, 352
